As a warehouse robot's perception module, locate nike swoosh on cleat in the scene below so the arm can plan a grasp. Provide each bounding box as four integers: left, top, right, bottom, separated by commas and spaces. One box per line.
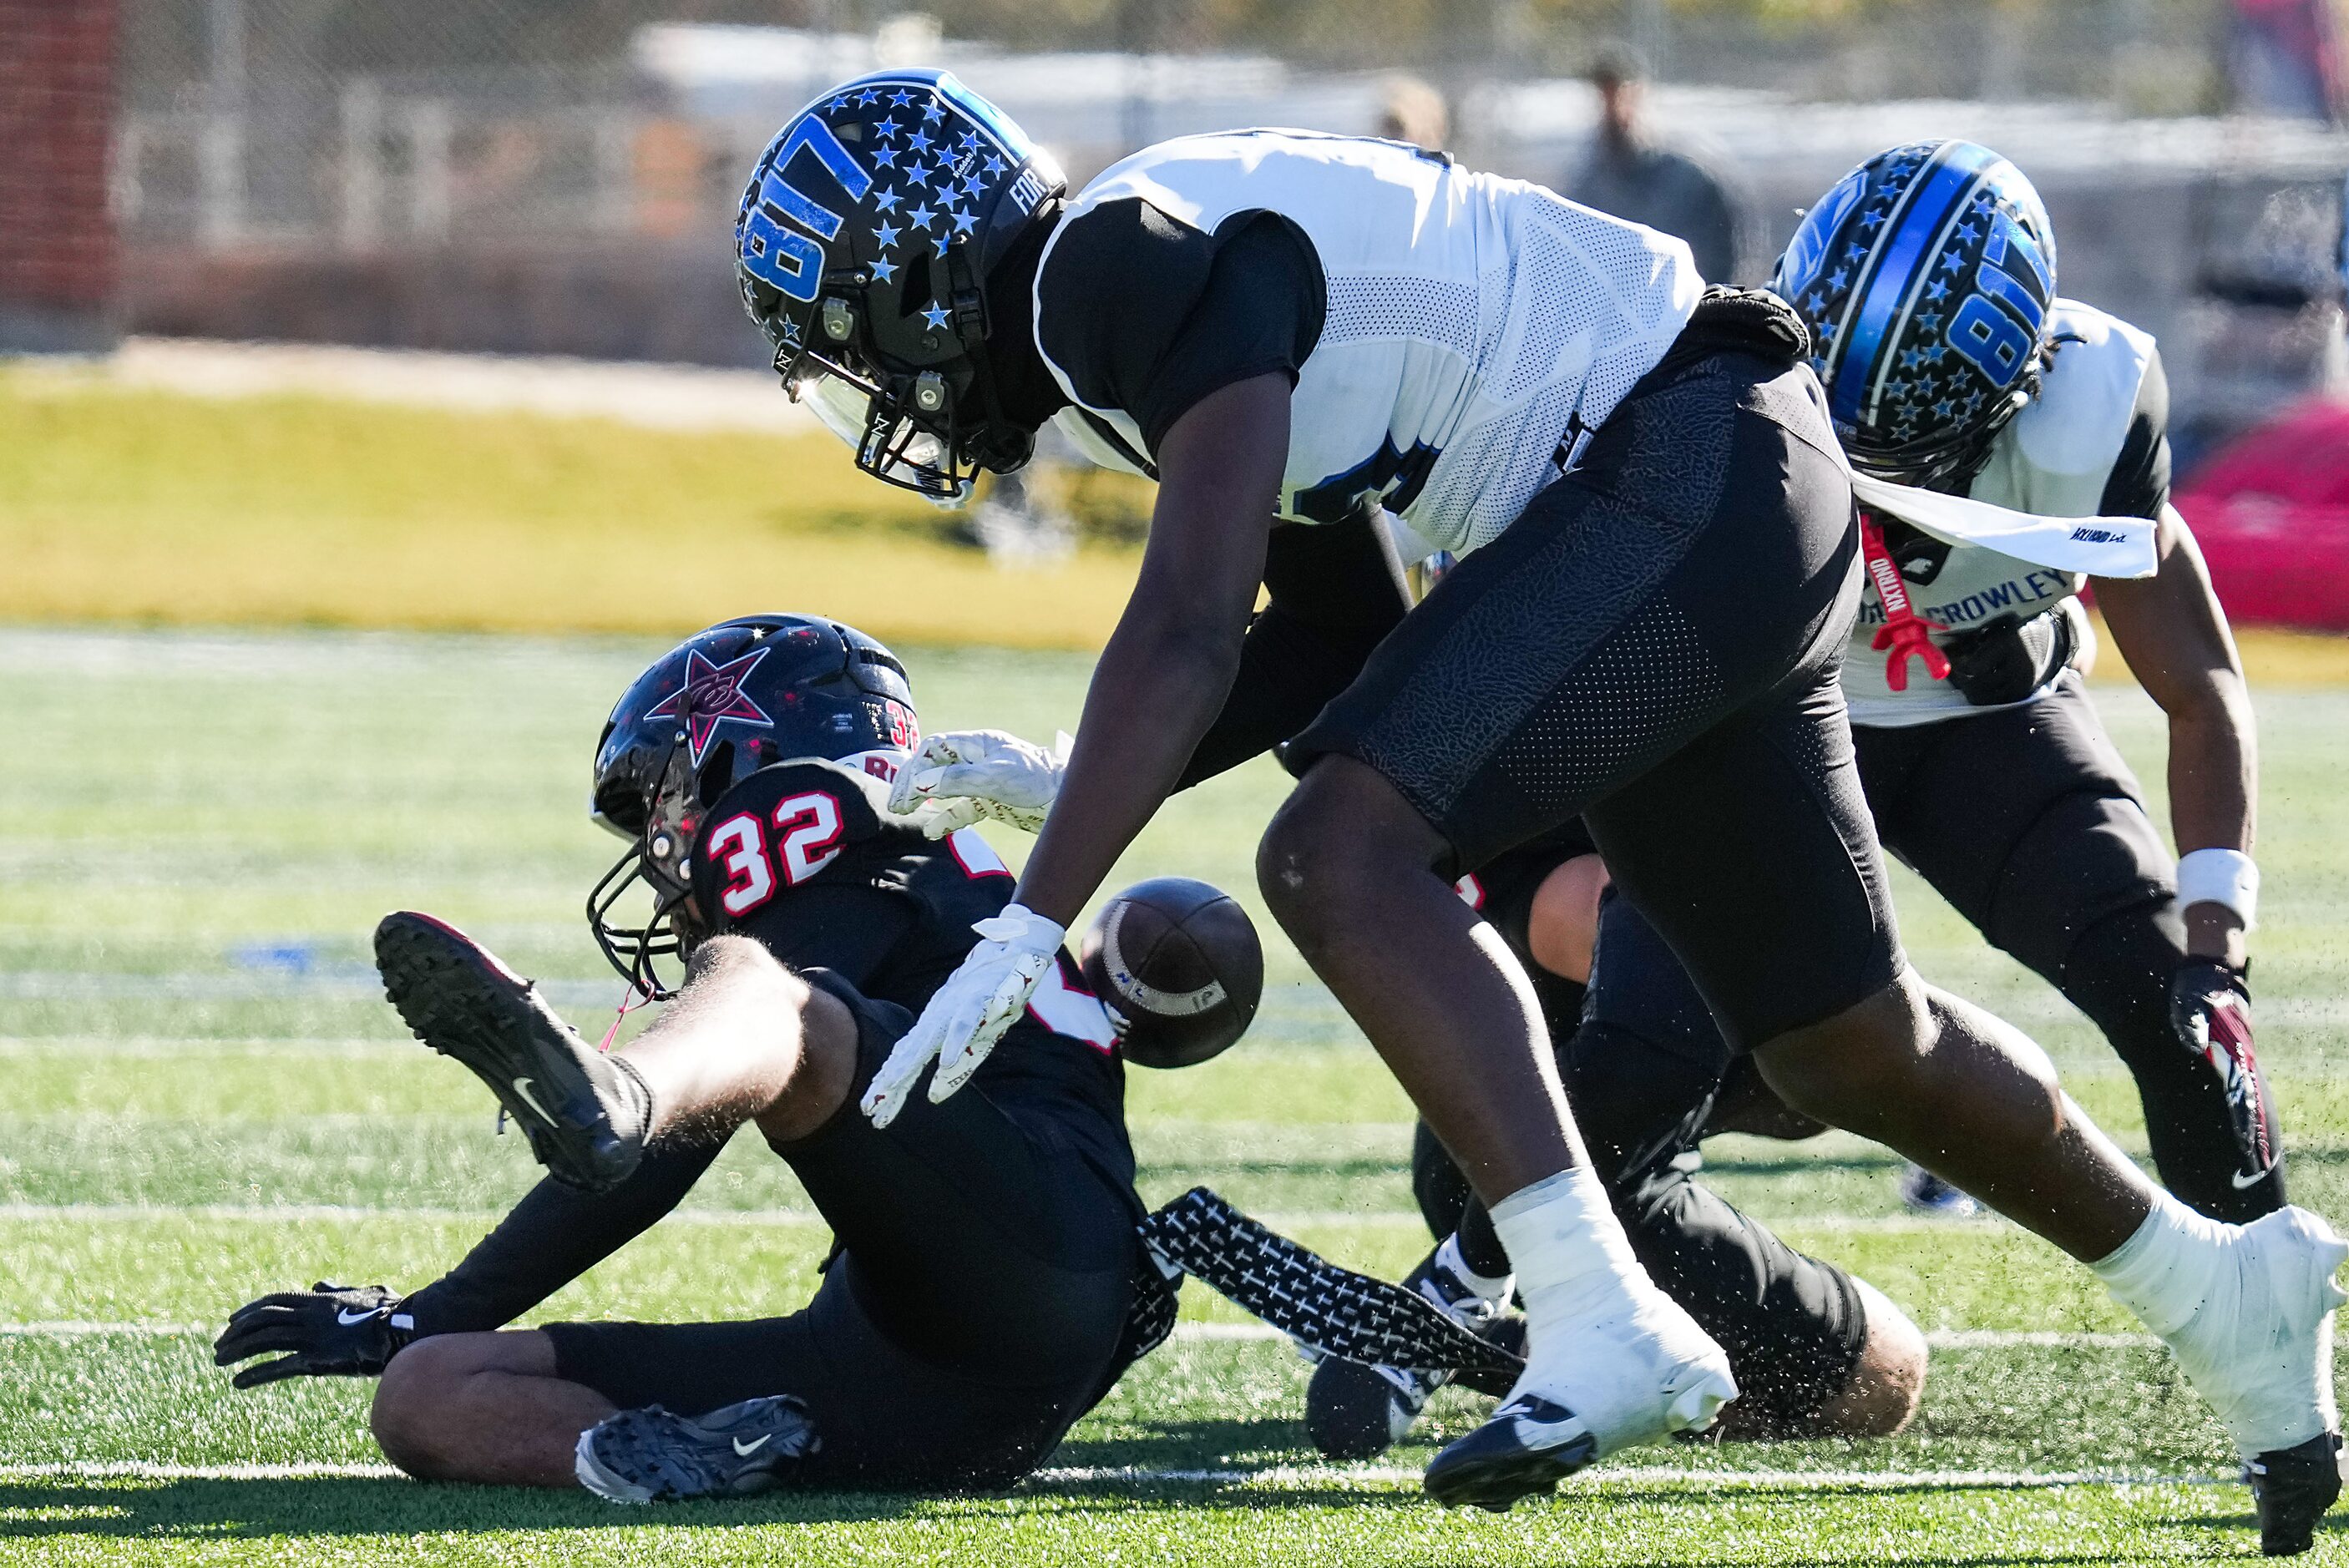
2234, 1164, 2279, 1190
732, 1434, 772, 1457
510, 1076, 557, 1126
335, 1308, 378, 1326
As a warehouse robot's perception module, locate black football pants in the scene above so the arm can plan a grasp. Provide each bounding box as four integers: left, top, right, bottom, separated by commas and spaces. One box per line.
1587, 674, 2284, 1222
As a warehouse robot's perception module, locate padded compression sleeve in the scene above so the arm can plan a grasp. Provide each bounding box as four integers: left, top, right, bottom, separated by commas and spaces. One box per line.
2097, 346, 2173, 522
1176, 510, 1411, 789
1036, 200, 1324, 454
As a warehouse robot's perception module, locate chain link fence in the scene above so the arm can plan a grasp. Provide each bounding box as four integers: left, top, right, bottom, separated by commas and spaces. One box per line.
114, 0, 2283, 255
107, 0, 2348, 434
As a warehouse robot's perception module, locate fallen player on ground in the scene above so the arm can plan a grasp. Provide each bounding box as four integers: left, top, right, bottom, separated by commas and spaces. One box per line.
215, 617, 1162, 1500
735, 73, 2346, 1550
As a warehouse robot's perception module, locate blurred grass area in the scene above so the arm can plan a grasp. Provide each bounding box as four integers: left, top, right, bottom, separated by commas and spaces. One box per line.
2083, 608, 2349, 690
8, 368, 2348, 678
0, 372, 1142, 650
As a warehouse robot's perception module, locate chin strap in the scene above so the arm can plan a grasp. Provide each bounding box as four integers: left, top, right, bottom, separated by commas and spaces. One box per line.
1861, 509, 1951, 692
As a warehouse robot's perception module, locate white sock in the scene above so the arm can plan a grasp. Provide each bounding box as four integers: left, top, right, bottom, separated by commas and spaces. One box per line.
2090, 1189, 2225, 1338
1489, 1165, 1648, 1338
1435, 1232, 1512, 1304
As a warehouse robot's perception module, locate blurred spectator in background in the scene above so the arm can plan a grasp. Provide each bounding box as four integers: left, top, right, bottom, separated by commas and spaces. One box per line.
1562, 42, 1749, 285
1377, 73, 1450, 151
2226, 0, 2345, 122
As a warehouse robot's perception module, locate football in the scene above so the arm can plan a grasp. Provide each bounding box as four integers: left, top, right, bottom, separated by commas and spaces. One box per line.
1081, 877, 1264, 1069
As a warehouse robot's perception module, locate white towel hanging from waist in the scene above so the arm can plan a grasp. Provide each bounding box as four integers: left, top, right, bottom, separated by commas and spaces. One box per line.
1846, 470, 2156, 580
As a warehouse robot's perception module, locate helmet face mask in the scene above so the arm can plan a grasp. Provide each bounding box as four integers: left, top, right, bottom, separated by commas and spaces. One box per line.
737, 71, 1062, 505
1772, 139, 2058, 493
586, 615, 919, 999
782, 345, 1028, 504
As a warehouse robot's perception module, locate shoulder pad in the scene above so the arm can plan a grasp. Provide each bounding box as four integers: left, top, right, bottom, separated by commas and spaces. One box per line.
690, 761, 895, 926
2009, 301, 2156, 483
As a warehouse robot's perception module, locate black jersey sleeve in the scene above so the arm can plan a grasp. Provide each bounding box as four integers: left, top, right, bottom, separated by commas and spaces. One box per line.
1036, 199, 1326, 453
2097, 346, 2173, 522
1177, 508, 1412, 788
401, 1139, 725, 1336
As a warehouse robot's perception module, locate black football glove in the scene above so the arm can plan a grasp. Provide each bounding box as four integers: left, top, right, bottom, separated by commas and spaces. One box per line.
1942, 604, 2077, 707
214, 1282, 418, 1388
2169, 961, 2279, 1186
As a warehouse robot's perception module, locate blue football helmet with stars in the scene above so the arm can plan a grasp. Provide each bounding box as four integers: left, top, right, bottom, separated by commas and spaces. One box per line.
735, 70, 1066, 503
1773, 140, 2058, 491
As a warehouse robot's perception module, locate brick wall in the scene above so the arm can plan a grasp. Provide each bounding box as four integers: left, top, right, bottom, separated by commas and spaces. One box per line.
0, 0, 120, 352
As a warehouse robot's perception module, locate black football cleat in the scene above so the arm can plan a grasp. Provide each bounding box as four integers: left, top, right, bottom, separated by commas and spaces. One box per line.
575, 1396, 820, 1503
2250, 1432, 2342, 1556
374, 910, 648, 1192
1421, 1392, 1599, 1512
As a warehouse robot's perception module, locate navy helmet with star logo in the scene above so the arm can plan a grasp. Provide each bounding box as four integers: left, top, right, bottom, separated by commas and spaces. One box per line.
1772, 140, 2058, 491
587, 614, 918, 997
735, 69, 1066, 503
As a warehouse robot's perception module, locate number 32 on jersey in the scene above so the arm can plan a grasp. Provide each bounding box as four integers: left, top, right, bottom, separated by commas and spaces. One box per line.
705, 792, 844, 916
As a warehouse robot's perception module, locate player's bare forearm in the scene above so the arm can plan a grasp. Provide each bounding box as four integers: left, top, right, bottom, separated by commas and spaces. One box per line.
1016, 599, 1246, 925
1012, 376, 1289, 925
2095, 506, 2256, 964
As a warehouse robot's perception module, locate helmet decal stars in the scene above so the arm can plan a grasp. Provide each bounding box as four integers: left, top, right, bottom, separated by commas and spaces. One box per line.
1773, 138, 2056, 486
732, 71, 1061, 498
645, 647, 777, 767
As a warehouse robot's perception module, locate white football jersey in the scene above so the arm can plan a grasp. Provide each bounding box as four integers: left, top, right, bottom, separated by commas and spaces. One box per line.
1034, 130, 1704, 556
1843, 300, 2158, 728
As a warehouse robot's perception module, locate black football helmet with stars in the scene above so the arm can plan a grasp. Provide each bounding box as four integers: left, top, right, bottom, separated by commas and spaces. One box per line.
587, 615, 917, 999
1771, 139, 2058, 491
735, 69, 1066, 503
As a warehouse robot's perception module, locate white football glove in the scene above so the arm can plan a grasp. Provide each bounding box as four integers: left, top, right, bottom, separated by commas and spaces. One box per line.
887, 729, 1071, 838
860, 903, 1066, 1126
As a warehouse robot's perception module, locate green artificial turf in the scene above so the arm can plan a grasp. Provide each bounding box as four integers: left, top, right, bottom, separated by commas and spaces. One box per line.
5, 626, 2349, 1563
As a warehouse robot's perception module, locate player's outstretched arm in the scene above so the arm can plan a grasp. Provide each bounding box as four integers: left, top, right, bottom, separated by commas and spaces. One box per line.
862, 375, 1288, 1124
1015, 372, 1290, 926
2093, 503, 2257, 967
214, 1282, 415, 1387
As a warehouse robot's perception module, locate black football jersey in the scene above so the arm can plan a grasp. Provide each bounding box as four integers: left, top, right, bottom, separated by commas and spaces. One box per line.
397, 760, 1135, 1340
686, 759, 1129, 1146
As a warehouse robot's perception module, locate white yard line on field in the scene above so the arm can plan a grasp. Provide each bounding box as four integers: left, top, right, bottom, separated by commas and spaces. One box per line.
0, 1321, 2158, 1350
0, 1458, 2230, 1491
1028, 1462, 2231, 1490
0, 1037, 417, 1055
0, 1459, 405, 1481
0, 1201, 2015, 1233
0, 1322, 213, 1336
0, 1201, 828, 1226
1162, 1324, 2157, 1349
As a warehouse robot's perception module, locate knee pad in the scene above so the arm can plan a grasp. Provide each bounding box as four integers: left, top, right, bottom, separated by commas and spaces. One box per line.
2056, 898, 2190, 1060
1985, 790, 2173, 982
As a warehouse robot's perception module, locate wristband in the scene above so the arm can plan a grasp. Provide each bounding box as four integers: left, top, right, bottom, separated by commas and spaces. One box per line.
977, 902, 1067, 953
2176, 847, 2259, 931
